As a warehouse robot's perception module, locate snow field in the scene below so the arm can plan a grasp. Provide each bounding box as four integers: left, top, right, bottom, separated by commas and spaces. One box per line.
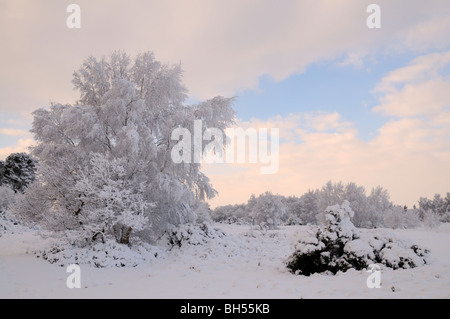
0, 223, 449, 298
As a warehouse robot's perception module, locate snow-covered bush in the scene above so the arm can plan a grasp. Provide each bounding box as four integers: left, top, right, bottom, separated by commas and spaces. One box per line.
0, 211, 20, 235
216, 216, 247, 225
0, 185, 16, 212
0, 203, 30, 236
35, 238, 161, 268
212, 204, 247, 223
161, 223, 227, 248
226, 216, 239, 224
284, 214, 303, 226
0, 186, 26, 236
286, 201, 429, 276
11, 182, 51, 225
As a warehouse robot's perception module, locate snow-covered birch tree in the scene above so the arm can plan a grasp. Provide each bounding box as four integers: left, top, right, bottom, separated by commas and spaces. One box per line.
14, 51, 235, 244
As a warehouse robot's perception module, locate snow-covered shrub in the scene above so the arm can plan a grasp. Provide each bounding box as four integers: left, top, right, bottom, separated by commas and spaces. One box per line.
0, 185, 16, 212
222, 216, 249, 225
226, 216, 239, 224
0, 186, 27, 236
35, 238, 161, 268
0, 211, 19, 235
212, 204, 236, 222
284, 214, 303, 226
11, 182, 51, 225
0, 210, 30, 236
161, 222, 226, 248
285, 201, 429, 276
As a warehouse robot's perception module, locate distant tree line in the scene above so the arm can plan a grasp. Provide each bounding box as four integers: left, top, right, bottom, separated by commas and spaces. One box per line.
212, 181, 450, 229
1, 150, 449, 232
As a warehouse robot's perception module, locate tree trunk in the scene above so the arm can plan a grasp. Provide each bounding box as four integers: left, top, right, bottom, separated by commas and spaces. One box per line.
113, 224, 133, 245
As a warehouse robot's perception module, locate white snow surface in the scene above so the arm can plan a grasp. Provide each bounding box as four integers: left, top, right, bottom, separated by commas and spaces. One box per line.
1, 223, 449, 299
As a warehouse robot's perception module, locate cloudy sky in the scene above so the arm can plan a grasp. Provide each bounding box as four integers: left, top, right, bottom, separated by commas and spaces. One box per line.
1, 0, 450, 207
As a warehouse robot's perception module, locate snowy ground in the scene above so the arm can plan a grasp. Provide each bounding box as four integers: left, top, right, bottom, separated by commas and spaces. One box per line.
0, 223, 449, 299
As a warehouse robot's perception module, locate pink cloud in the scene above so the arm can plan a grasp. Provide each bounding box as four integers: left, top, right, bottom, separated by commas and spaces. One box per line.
0, 138, 34, 160
205, 108, 450, 208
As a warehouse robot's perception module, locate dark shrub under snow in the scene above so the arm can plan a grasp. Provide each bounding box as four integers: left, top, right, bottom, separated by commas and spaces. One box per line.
285, 201, 429, 276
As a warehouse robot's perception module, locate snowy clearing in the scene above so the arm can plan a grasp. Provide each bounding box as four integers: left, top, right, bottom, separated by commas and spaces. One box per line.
1, 223, 449, 299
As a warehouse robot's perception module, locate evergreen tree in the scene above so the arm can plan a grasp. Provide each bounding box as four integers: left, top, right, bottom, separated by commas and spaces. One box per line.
1, 153, 37, 193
